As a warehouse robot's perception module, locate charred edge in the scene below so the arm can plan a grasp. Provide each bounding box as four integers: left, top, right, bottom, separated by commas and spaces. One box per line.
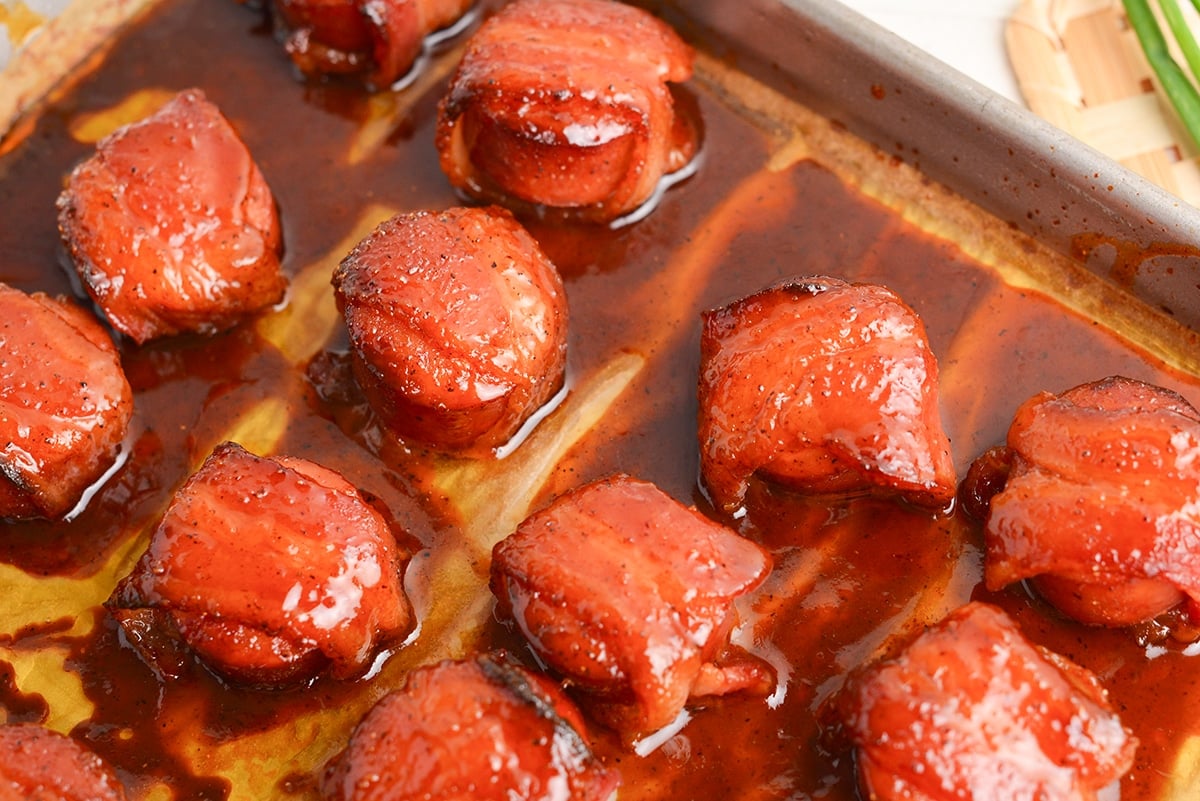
477, 652, 594, 763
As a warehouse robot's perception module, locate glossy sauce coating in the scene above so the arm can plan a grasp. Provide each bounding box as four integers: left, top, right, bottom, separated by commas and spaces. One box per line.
436, 0, 696, 222
269, 0, 474, 88
322, 653, 619, 801
0, 283, 133, 520
491, 474, 773, 738
0, 723, 128, 801
57, 88, 285, 344
976, 375, 1200, 626
832, 602, 1137, 800
332, 205, 568, 454
697, 276, 956, 516
3, 1, 1200, 799
108, 441, 411, 685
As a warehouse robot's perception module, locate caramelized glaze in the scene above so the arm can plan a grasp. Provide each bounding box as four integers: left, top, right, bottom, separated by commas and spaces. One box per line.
2, 1, 1200, 799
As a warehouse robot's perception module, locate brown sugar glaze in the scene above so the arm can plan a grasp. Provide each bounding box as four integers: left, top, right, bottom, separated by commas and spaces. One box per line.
2, 1, 1200, 799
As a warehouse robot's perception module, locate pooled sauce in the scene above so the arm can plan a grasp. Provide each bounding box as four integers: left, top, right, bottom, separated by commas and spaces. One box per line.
2, 1, 1200, 799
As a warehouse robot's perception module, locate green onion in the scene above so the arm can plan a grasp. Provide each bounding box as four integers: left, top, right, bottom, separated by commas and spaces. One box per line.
1161, 0, 1200, 79
1124, 0, 1200, 148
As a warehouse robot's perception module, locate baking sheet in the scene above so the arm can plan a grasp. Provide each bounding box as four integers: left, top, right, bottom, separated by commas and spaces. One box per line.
3, 1, 1200, 799
671, 0, 1200, 332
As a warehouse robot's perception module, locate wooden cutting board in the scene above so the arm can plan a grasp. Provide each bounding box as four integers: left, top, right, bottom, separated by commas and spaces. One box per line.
1007, 0, 1200, 206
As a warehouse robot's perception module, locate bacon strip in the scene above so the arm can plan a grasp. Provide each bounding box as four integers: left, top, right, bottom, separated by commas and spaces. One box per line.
436, 0, 696, 222
981, 375, 1200, 625
0, 283, 132, 520
322, 653, 620, 801
333, 206, 568, 454
834, 602, 1136, 801
108, 442, 411, 685
698, 276, 956, 515
491, 474, 772, 737
272, 0, 474, 88
58, 89, 285, 344
0, 724, 128, 801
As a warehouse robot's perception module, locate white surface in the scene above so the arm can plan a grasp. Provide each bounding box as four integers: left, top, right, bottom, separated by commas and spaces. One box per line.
838, 0, 1025, 106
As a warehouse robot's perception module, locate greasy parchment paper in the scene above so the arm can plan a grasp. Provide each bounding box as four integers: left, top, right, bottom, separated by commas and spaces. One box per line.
4, 1, 1200, 800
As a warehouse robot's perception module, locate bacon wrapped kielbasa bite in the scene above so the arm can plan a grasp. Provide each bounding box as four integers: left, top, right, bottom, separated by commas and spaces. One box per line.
831, 602, 1136, 801
698, 276, 956, 516
108, 442, 411, 687
966, 375, 1200, 627
333, 206, 567, 455
490, 474, 773, 739
270, 0, 474, 88
57, 89, 285, 344
0, 283, 133, 521
0, 723, 128, 801
436, 0, 697, 223
322, 653, 619, 801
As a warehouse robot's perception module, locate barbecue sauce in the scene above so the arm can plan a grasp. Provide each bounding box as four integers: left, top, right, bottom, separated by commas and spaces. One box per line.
2, 1, 1200, 799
